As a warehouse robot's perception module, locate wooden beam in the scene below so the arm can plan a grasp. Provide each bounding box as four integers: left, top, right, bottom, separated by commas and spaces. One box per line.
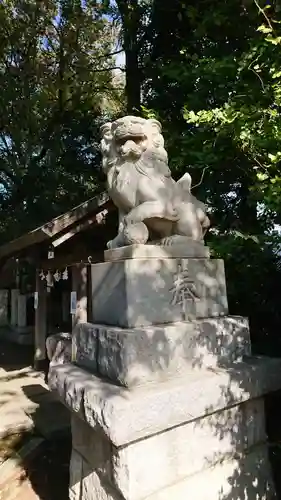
43, 193, 110, 237
52, 209, 108, 248
0, 192, 111, 260
52, 218, 96, 248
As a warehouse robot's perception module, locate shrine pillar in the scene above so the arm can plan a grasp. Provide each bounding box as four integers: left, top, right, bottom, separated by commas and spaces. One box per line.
34, 269, 47, 370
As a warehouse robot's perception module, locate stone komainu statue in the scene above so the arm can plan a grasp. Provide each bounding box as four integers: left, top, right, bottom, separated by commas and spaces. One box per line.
100, 116, 210, 249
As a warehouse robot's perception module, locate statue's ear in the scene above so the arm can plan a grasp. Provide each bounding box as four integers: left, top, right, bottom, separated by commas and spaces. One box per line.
147, 119, 162, 133
100, 122, 112, 138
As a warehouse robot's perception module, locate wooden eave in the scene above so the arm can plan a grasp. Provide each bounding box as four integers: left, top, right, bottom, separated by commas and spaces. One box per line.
0, 192, 111, 261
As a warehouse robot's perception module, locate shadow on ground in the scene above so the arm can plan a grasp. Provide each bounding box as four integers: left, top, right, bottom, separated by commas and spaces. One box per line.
0, 338, 71, 500
0, 337, 33, 372
21, 433, 71, 500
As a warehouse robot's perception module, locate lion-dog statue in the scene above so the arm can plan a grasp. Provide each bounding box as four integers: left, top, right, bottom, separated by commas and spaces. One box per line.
100, 116, 210, 249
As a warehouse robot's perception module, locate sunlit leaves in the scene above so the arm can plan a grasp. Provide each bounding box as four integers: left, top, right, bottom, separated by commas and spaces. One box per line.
0, 0, 118, 242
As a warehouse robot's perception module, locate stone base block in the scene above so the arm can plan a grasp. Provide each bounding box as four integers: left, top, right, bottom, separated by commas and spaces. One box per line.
70, 396, 267, 500
72, 316, 251, 387
91, 258, 228, 328
147, 448, 275, 500
49, 357, 281, 447
49, 358, 281, 500
69, 440, 274, 500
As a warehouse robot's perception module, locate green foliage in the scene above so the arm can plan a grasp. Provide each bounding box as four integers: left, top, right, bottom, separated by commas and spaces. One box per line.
0, 0, 120, 242
208, 230, 281, 355
137, 0, 281, 351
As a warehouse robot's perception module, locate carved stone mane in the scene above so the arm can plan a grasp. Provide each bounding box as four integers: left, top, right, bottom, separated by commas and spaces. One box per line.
100, 116, 210, 249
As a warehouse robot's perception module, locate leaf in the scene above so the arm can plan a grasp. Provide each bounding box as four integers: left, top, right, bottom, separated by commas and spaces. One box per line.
257, 172, 269, 181
257, 24, 272, 34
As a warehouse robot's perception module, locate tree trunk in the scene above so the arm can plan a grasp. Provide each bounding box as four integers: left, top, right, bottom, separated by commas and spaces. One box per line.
117, 0, 141, 114
237, 182, 258, 233
124, 38, 140, 113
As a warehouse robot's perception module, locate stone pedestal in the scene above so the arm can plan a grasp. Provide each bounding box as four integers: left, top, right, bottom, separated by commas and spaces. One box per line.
49, 244, 281, 500
91, 256, 228, 327
11, 288, 19, 326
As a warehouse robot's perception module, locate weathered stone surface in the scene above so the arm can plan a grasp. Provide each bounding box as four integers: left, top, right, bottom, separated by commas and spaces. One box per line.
115, 399, 266, 499
81, 461, 124, 500
69, 449, 123, 500
70, 399, 266, 500
91, 258, 228, 328
49, 356, 281, 447
104, 241, 210, 262
69, 444, 274, 500
46, 332, 72, 366
72, 316, 250, 387
72, 323, 98, 372
71, 415, 111, 477
147, 444, 275, 500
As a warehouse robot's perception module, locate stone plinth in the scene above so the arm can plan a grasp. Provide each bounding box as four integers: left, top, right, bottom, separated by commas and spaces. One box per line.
104, 241, 210, 261
49, 360, 281, 447
69, 445, 273, 500
91, 258, 228, 328
72, 317, 250, 387
49, 358, 281, 500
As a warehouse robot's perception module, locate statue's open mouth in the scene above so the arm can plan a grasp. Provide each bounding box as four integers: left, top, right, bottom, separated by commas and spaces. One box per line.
115, 133, 145, 146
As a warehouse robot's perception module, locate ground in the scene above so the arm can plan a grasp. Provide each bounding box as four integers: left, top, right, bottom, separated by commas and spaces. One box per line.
0, 337, 71, 500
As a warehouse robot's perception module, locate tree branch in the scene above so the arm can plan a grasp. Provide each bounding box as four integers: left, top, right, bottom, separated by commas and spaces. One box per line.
253, 0, 274, 32
92, 66, 125, 72
94, 48, 124, 60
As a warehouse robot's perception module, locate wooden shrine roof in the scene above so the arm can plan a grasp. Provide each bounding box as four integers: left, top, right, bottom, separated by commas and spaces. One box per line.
0, 191, 112, 261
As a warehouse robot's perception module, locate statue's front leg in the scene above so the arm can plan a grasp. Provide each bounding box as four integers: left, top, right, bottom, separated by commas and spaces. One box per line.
125, 200, 179, 225
107, 207, 149, 248
107, 201, 179, 248
123, 200, 179, 245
